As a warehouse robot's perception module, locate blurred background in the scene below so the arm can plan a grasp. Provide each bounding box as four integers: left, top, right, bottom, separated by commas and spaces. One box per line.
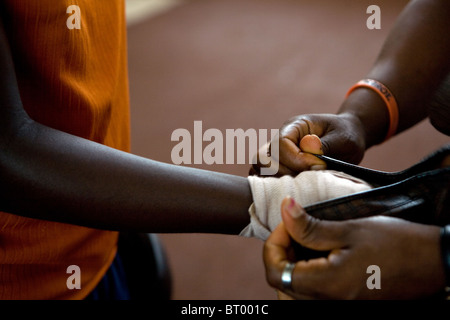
125, 0, 449, 299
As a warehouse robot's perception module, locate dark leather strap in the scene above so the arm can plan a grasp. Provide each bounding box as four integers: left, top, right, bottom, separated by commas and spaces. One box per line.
315, 144, 450, 187
303, 166, 450, 226
293, 145, 450, 261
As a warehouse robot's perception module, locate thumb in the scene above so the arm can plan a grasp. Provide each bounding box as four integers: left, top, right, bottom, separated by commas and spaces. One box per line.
280, 197, 349, 251
298, 134, 326, 170
299, 134, 324, 155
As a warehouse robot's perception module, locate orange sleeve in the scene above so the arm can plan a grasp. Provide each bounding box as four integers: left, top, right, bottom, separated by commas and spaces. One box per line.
0, 0, 131, 299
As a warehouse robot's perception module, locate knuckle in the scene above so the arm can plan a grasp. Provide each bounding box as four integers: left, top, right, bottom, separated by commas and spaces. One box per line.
320, 139, 331, 156
280, 117, 310, 138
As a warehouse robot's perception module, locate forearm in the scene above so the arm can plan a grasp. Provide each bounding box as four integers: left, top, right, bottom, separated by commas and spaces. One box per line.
1, 120, 252, 234
0, 16, 252, 235
339, 0, 450, 148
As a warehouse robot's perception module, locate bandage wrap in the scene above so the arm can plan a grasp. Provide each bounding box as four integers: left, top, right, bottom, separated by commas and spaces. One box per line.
241, 171, 373, 240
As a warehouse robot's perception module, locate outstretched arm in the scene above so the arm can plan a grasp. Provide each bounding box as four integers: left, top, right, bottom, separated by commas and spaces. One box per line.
0, 18, 252, 235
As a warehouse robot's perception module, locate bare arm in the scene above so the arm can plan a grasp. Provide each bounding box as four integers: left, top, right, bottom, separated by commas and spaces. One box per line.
0, 18, 252, 235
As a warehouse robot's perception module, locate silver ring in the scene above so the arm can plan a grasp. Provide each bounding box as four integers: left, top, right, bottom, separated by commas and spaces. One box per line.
281, 262, 296, 290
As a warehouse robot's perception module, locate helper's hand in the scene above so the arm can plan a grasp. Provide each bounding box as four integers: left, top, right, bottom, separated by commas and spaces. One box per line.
250, 113, 367, 176
241, 169, 371, 240
263, 197, 446, 299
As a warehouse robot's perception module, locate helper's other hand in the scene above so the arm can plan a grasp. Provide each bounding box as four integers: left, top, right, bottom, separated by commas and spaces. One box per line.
263, 197, 446, 299
250, 113, 366, 177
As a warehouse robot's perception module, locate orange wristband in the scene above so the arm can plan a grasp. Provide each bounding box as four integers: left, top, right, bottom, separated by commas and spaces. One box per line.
346, 79, 399, 142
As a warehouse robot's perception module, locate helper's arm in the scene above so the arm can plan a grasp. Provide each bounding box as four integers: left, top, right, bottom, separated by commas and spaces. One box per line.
0, 18, 252, 235
268, 0, 450, 174
340, 0, 450, 147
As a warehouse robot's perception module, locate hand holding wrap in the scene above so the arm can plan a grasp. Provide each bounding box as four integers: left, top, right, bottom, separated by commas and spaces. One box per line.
240, 170, 372, 240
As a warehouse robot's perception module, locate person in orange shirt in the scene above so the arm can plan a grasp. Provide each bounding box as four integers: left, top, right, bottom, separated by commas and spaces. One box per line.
1, 1, 369, 299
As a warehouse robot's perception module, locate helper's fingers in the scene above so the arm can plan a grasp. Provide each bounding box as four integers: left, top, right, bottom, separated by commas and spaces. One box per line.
249, 138, 324, 177
277, 118, 327, 172
278, 136, 326, 173
249, 142, 296, 177
264, 198, 353, 299
263, 223, 342, 299
251, 118, 327, 176
266, 251, 342, 299
299, 134, 323, 155
263, 223, 292, 287
281, 197, 350, 252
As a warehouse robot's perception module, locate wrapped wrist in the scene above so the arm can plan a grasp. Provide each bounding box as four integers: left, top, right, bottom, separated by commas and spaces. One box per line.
240, 170, 372, 240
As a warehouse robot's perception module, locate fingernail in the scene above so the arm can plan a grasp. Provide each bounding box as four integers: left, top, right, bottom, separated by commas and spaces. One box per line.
310, 164, 326, 171
288, 196, 296, 209
286, 197, 302, 218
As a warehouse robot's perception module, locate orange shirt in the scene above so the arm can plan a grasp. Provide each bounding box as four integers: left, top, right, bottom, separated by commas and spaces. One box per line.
0, 0, 130, 299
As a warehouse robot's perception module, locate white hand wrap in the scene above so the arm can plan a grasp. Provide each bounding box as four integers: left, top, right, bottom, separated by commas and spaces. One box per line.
240, 170, 372, 240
